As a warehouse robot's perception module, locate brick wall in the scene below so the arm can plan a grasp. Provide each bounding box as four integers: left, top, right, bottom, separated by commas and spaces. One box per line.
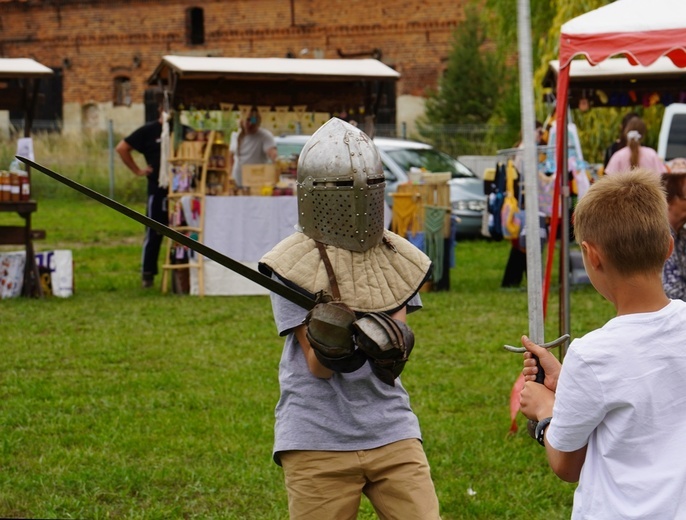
0, 0, 467, 131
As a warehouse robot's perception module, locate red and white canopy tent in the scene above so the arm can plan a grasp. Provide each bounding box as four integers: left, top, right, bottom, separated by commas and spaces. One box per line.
546, 0, 686, 342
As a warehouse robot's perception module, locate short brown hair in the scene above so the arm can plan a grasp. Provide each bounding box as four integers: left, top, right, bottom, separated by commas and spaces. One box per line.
661, 172, 686, 204
573, 169, 670, 276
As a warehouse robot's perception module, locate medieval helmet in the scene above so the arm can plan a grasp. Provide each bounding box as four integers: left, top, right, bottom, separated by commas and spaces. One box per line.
297, 118, 386, 252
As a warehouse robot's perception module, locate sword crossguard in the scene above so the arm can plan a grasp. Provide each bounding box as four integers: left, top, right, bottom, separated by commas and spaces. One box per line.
502, 333, 570, 353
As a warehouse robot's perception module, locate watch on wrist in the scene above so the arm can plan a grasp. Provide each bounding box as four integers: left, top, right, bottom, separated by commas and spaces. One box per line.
535, 416, 553, 447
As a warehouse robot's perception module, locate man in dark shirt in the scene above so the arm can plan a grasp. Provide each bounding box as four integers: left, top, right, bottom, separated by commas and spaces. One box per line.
115, 108, 168, 289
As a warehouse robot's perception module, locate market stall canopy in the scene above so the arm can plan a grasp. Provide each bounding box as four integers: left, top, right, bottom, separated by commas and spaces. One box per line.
0, 58, 54, 79
558, 0, 686, 68
0, 58, 54, 135
545, 0, 686, 321
148, 56, 400, 117
544, 57, 686, 109
149, 56, 400, 82
554, 0, 686, 173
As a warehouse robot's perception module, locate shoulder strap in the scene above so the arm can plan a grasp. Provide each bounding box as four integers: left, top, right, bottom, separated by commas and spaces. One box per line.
315, 241, 341, 301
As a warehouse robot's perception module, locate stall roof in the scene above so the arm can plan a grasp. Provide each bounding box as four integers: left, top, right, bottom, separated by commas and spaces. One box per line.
0, 58, 54, 79
544, 56, 686, 108
149, 56, 400, 84
148, 55, 401, 117
545, 56, 686, 86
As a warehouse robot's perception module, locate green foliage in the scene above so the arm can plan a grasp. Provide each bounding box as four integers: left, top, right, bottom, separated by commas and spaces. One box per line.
424, 4, 500, 126
438, 0, 651, 160
0, 198, 616, 519
419, 3, 504, 155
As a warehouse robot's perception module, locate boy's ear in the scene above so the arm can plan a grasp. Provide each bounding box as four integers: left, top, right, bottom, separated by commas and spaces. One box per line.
582, 241, 603, 271
667, 235, 675, 261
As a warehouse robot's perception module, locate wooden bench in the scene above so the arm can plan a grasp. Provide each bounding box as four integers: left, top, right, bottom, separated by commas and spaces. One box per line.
0, 226, 46, 244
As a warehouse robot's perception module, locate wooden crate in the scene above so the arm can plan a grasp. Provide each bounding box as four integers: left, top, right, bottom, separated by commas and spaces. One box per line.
397, 178, 450, 208
396, 180, 452, 238
242, 164, 278, 193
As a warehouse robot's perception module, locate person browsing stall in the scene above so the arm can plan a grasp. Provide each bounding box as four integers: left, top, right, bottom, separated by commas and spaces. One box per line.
228, 107, 278, 188
258, 118, 440, 520
115, 98, 175, 289
662, 158, 686, 300
518, 169, 686, 519
601, 111, 639, 170
604, 116, 665, 175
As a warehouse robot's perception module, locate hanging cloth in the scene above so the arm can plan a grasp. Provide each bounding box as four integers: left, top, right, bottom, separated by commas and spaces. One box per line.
424, 206, 446, 283
158, 91, 172, 189
500, 159, 521, 240
390, 192, 421, 238
159, 111, 171, 189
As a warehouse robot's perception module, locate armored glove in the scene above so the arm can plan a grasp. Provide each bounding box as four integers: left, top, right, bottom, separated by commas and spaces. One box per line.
352, 312, 415, 386
305, 301, 367, 372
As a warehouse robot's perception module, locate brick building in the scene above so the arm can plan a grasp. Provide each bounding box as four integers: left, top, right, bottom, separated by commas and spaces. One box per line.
0, 0, 468, 137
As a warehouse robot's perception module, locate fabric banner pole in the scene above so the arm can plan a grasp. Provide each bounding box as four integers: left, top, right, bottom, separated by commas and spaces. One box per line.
552, 62, 572, 361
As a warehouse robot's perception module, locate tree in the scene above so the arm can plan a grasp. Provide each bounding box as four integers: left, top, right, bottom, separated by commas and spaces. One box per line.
419, 3, 502, 155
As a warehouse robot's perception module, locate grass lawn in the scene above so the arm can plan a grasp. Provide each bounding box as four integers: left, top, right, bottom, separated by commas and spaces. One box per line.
1, 197, 614, 519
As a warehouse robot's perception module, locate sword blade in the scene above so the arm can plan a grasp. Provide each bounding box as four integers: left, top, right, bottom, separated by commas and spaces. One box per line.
19, 156, 315, 310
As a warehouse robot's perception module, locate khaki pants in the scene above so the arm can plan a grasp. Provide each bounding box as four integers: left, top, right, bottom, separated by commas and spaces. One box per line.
279, 438, 440, 520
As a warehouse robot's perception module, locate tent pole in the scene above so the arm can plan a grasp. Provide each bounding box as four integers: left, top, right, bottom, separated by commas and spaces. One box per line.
559, 107, 570, 360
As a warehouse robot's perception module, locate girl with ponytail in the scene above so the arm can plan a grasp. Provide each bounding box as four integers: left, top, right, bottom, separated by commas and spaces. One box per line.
605, 116, 665, 175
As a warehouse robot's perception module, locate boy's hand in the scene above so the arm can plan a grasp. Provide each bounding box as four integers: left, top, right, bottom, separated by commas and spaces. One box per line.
521, 335, 562, 392
520, 380, 555, 421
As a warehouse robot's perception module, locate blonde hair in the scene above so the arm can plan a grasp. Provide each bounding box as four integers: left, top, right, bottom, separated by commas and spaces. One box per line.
573, 169, 670, 276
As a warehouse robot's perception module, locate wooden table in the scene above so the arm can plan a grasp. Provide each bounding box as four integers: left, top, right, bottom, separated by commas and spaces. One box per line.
0, 200, 43, 297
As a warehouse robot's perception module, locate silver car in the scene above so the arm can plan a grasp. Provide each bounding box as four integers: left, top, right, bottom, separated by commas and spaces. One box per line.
275, 135, 487, 237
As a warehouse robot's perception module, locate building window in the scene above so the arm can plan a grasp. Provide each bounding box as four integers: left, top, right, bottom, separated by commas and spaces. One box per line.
114, 76, 131, 106
186, 7, 205, 45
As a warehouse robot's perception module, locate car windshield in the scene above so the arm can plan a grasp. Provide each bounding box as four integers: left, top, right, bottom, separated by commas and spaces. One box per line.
383, 148, 476, 179
276, 141, 307, 157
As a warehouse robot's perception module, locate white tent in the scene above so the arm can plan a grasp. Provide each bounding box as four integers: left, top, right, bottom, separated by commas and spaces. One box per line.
547, 0, 686, 331
150, 56, 400, 82
0, 58, 54, 79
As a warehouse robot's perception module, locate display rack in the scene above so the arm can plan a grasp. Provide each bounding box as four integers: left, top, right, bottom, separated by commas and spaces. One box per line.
161, 130, 231, 295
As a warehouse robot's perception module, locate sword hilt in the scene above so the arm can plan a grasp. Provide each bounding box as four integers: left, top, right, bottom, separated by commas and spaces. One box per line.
532, 354, 546, 384
504, 334, 569, 439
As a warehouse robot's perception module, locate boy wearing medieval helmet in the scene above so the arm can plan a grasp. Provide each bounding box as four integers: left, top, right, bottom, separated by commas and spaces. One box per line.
259, 118, 440, 519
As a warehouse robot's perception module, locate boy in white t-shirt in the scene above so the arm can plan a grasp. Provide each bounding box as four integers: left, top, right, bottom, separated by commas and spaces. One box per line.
519, 169, 686, 519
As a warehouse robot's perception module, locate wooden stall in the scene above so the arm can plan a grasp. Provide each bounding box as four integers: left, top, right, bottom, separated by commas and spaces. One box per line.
0, 58, 54, 298
146, 56, 400, 295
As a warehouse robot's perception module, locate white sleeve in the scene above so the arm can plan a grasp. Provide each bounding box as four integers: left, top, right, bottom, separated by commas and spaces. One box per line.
546, 346, 606, 452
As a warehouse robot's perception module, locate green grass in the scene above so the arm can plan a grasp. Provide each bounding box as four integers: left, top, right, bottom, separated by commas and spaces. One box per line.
0, 197, 615, 519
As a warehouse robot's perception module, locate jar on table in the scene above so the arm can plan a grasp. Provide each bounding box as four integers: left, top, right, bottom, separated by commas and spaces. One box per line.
18, 171, 30, 201
9, 171, 20, 201
0, 171, 10, 201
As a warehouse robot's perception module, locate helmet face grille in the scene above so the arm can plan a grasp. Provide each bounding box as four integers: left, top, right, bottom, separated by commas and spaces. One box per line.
300, 183, 385, 251
312, 190, 356, 240
297, 118, 387, 252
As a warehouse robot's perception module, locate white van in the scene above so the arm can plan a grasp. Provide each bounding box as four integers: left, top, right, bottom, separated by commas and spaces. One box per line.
657, 103, 686, 160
